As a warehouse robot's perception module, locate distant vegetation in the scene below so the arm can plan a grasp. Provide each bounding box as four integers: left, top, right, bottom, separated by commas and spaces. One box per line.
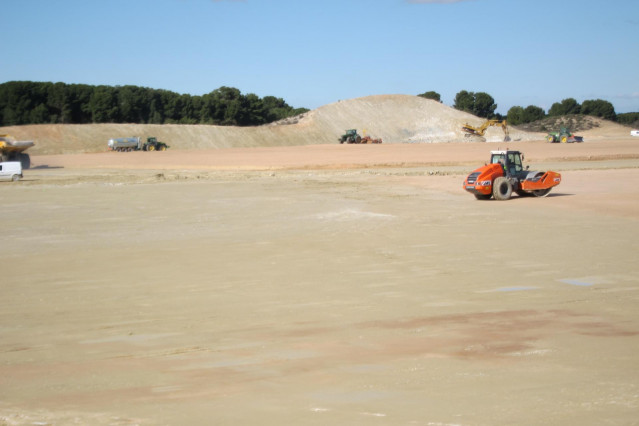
452, 90, 498, 119
617, 112, 639, 127
504, 105, 545, 125
2, 81, 636, 129
436, 89, 636, 127
507, 98, 619, 126
523, 113, 639, 133
516, 115, 604, 133
417, 91, 442, 102
0, 81, 309, 127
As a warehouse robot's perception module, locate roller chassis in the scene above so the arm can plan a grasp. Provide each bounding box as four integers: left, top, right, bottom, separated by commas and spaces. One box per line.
463, 150, 561, 200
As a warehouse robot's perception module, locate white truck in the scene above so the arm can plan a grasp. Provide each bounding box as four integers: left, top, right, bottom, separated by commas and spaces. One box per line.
631, 130, 639, 137
0, 161, 23, 182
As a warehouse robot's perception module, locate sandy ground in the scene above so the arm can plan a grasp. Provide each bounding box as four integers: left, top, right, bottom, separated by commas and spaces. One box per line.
26, 137, 639, 171
2, 139, 639, 425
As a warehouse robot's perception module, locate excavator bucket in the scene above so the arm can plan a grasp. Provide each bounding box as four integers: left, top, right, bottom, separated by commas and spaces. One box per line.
462, 125, 479, 135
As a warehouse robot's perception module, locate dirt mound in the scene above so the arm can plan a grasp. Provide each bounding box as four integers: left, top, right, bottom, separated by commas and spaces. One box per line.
0, 95, 544, 155
515, 115, 633, 140
306, 95, 540, 144
516, 114, 604, 133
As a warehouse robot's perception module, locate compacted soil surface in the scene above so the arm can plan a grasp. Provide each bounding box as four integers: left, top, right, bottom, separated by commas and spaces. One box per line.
2, 138, 638, 425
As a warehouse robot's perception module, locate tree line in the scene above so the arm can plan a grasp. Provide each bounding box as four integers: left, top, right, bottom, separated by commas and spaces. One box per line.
2, 81, 635, 128
418, 90, 637, 126
0, 81, 309, 127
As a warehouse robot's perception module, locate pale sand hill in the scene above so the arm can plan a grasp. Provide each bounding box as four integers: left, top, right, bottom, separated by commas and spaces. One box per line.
572, 118, 636, 140
0, 95, 544, 155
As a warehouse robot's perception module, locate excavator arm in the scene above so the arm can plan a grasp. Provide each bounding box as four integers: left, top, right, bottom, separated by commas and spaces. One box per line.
461, 120, 510, 141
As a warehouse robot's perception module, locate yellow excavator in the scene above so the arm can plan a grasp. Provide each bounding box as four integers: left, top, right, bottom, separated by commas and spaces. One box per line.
462, 119, 510, 141
0, 134, 35, 168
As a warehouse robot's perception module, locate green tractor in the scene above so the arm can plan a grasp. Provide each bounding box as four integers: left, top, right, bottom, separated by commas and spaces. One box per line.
546, 127, 583, 143
143, 137, 169, 151
338, 129, 362, 144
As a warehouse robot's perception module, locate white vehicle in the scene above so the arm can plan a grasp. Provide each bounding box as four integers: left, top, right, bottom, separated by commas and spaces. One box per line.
0, 161, 23, 182
631, 130, 639, 137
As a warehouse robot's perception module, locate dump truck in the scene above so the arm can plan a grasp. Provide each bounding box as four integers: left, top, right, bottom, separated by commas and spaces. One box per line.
0, 134, 34, 169
108, 137, 169, 152
463, 150, 561, 200
546, 127, 583, 143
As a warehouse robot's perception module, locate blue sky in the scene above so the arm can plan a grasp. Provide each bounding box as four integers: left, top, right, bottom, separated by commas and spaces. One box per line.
4, 0, 639, 113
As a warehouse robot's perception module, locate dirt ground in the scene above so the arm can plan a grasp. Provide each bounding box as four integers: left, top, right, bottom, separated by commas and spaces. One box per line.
2, 138, 639, 425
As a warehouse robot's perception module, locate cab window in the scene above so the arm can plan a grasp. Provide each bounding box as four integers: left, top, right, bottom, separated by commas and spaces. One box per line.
507, 153, 523, 172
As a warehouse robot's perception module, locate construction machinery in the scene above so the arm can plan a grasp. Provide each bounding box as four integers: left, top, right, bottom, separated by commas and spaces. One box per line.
108, 137, 140, 151
338, 129, 382, 144
359, 135, 382, 144
462, 119, 511, 141
339, 129, 362, 144
463, 149, 561, 200
143, 137, 169, 151
0, 134, 34, 169
546, 128, 583, 143
108, 136, 169, 152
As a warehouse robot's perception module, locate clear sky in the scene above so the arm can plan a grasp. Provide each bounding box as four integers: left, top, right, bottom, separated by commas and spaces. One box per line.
4, 0, 639, 114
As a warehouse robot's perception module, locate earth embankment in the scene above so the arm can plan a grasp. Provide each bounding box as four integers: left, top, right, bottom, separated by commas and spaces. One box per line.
1, 95, 547, 155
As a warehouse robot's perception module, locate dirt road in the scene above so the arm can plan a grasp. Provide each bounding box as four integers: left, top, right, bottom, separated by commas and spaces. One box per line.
27, 138, 639, 171
1, 141, 639, 425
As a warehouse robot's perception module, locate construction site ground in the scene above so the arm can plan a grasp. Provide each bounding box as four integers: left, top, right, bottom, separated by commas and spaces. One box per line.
1, 100, 639, 424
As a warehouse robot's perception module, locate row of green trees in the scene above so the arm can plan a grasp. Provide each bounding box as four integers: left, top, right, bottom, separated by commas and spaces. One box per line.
617, 112, 639, 126
418, 90, 635, 126
419, 90, 504, 119
0, 81, 309, 127
2, 81, 634, 128
509, 97, 618, 125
